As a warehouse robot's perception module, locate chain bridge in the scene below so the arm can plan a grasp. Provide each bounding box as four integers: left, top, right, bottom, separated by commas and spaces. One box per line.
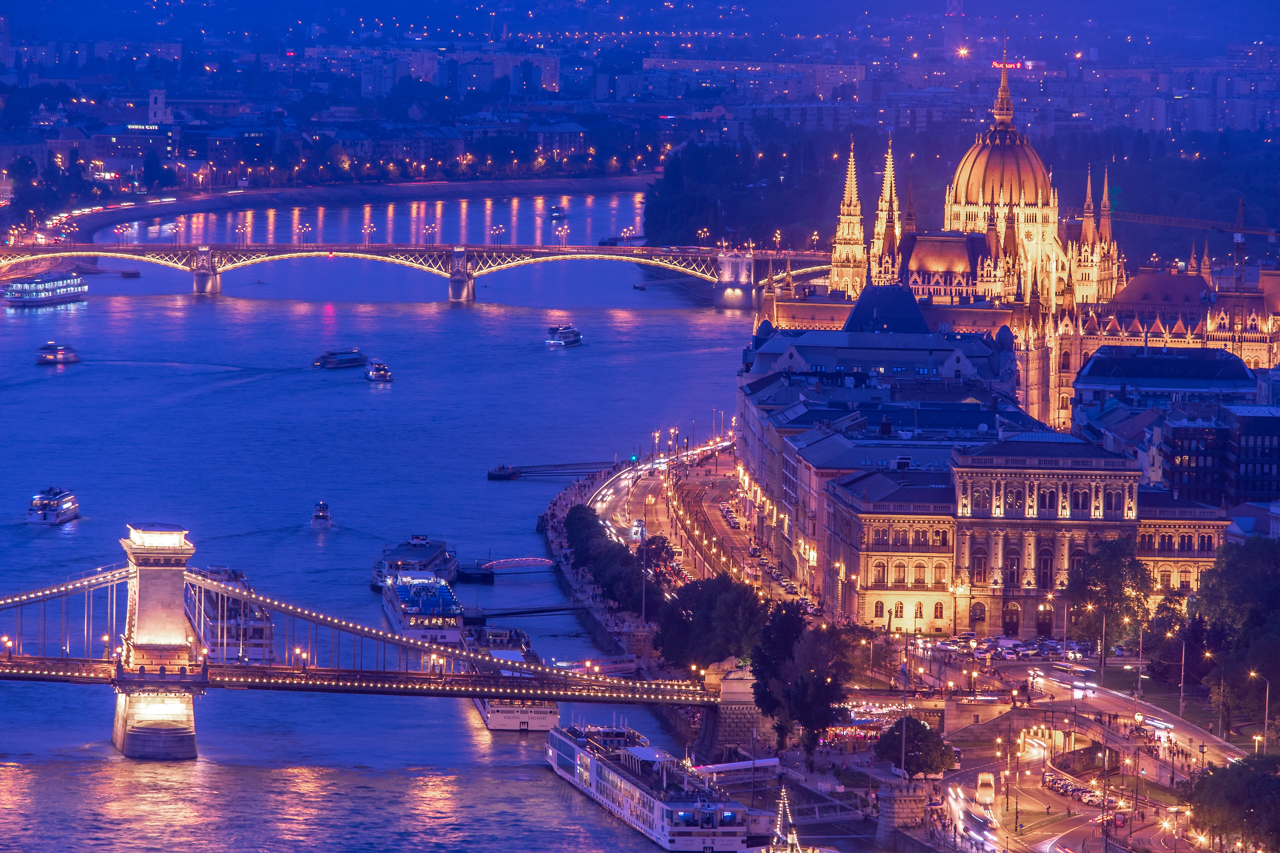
0, 523, 713, 760
0, 242, 830, 305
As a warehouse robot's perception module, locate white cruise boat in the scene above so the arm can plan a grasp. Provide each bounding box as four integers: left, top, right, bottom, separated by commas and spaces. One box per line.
184, 566, 276, 664
36, 342, 80, 364
546, 324, 582, 347
364, 359, 393, 382
26, 487, 79, 524
466, 627, 559, 732
310, 501, 333, 528
546, 724, 750, 851
381, 574, 463, 645
370, 534, 459, 591
6, 273, 88, 307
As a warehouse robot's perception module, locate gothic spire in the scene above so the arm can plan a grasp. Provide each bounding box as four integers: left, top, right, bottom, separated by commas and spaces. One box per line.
903, 180, 916, 235
1099, 167, 1113, 243
993, 35, 1014, 128
1080, 165, 1097, 245
883, 192, 898, 260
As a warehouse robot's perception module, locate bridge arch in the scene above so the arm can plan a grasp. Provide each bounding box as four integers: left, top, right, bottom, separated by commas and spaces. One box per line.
0, 249, 192, 272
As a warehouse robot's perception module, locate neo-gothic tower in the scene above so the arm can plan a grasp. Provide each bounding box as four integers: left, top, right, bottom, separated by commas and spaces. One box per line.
830, 139, 867, 297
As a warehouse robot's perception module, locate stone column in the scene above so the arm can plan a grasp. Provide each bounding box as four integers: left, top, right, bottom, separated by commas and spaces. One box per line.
1055, 531, 1070, 589
958, 528, 972, 586
1023, 530, 1037, 588
990, 529, 1004, 588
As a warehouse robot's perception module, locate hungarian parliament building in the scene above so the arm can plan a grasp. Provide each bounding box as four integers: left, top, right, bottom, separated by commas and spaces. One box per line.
738, 65, 1275, 637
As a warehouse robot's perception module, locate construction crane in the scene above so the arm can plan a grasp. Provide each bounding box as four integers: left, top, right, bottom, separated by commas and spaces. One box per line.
1063, 199, 1278, 241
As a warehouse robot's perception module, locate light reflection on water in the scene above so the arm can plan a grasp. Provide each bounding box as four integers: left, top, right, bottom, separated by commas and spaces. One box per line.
1, 191, 749, 852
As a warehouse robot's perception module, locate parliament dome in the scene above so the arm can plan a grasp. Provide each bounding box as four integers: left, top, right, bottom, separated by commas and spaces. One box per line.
948, 60, 1052, 208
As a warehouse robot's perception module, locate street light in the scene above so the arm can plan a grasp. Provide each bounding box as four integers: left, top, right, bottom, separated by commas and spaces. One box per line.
1168, 631, 1187, 717
1250, 670, 1270, 754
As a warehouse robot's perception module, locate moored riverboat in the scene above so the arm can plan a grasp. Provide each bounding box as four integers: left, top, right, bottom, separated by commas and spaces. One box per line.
370, 534, 460, 590
6, 273, 88, 307
26, 487, 79, 524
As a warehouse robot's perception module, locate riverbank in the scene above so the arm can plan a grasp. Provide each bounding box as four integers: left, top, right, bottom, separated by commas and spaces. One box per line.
69, 174, 656, 239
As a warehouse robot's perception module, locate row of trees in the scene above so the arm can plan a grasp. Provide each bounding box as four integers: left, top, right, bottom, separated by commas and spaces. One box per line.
1182, 754, 1280, 851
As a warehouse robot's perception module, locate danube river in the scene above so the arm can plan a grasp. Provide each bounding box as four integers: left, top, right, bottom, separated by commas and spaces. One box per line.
0, 190, 749, 851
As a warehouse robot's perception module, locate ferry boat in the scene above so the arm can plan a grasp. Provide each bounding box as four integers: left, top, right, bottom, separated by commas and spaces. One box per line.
5, 273, 88, 307
382, 573, 464, 645
36, 342, 80, 365
549, 205, 566, 220
310, 501, 333, 528
466, 626, 558, 731
546, 724, 750, 851
184, 566, 276, 664
312, 348, 368, 369
370, 534, 460, 591
26, 487, 79, 524
546, 324, 583, 347
364, 359, 393, 382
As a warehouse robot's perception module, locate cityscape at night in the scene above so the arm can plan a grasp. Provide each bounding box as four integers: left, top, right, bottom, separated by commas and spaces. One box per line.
4, 1, 1280, 851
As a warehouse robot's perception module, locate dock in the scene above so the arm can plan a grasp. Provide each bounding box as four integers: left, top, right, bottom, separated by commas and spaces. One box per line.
487, 461, 615, 480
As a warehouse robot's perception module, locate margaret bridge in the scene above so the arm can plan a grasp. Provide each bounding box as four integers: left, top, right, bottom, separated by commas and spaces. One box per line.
0, 523, 714, 760
0, 242, 831, 305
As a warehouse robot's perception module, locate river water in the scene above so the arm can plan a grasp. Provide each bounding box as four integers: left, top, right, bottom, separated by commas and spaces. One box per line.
0, 190, 750, 852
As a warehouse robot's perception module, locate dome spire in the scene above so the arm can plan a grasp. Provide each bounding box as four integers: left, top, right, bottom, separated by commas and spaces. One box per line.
993, 34, 1014, 127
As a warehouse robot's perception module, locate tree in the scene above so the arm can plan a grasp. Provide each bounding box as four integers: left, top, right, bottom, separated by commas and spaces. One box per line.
874, 717, 956, 779
1062, 538, 1153, 682
751, 601, 808, 748
654, 574, 768, 668
1184, 754, 1280, 851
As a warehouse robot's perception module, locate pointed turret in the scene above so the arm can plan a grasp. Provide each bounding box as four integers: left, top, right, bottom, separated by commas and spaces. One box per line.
1080, 165, 1097, 245
1201, 238, 1212, 283
883, 192, 898, 261
1014, 268, 1024, 304
1188, 241, 1198, 274
1029, 266, 1042, 314
1003, 205, 1019, 261
871, 137, 899, 260
1062, 263, 1076, 313
986, 204, 1000, 259
830, 138, 867, 295
993, 36, 1014, 128
1099, 168, 1113, 244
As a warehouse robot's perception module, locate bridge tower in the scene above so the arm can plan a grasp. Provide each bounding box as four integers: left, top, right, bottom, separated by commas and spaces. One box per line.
713, 248, 753, 309
448, 246, 475, 302
192, 246, 221, 294
112, 523, 203, 760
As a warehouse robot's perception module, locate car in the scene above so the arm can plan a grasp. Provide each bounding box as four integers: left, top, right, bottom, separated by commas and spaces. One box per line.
975, 773, 996, 806
748, 546, 761, 557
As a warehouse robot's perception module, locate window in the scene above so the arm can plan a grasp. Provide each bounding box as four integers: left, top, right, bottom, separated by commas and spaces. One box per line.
973, 487, 991, 513
874, 601, 884, 618
1038, 548, 1054, 588
872, 528, 889, 545
1060, 394, 1071, 411
892, 528, 909, 546
1005, 548, 1021, 574
972, 549, 988, 584
1071, 489, 1090, 511
1104, 491, 1121, 512
1199, 534, 1215, 552
913, 529, 929, 546
933, 529, 949, 547
894, 562, 907, 584
1059, 351, 1072, 372
912, 562, 926, 584
971, 602, 987, 623
914, 602, 924, 619
1039, 489, 1058, 515
1180, 569, 1192, 591
1006, 489, 1025, 514
934, 602, 945, 619
1160, 571, 1172, 589
934, 562, 948, 585
874, 561, 887, 584
1139, 533, 1155, 550
1158, 534, 1174, 551
894, 601, 904, 619
1178, 534, 1193, 551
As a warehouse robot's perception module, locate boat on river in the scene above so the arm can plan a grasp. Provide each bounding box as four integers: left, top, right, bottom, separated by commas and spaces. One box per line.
184, 565, 275, 664
36, 342, 80, 365
26, 487, 79, 524
6, 273, 88, 307
313, 348, 368, 369
382, 573, 464, 645
310, 501, 332, 528
364, 359, 393, 382
370, 534, 460, 590
546, 325, 582, 347
466, 626, 558, 731
546, 724, 751, 851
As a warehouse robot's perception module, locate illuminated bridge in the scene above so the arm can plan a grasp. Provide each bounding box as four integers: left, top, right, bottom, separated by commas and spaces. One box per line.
0, 523, 713, 761
0, 242, 831, 305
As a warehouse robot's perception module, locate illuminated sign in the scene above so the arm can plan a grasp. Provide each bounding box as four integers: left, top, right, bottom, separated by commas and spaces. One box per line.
126, 124, 161, 130
991, 61, 1023, 70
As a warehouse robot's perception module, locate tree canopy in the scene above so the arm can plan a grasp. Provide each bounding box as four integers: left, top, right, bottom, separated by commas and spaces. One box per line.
874, 716, 956, 779
1063, 537, 1153, 675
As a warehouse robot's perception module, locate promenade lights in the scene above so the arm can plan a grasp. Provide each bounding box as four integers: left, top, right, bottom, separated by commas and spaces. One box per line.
1250, 671, 1270, 753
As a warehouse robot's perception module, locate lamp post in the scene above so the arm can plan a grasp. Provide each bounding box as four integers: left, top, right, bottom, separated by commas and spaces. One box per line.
1250, 670, 1270, 754
1168, 632, 1187, 718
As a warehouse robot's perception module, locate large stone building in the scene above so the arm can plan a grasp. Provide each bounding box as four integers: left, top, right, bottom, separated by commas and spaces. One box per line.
822, 431, 1229, 637
756, 59, 1280, 432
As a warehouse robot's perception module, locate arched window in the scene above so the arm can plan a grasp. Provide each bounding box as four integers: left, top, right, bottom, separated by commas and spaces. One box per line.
873, 561, 887, 584
973, 487, 991, 514
872, 528, 890, 545
1139, 533, 1155, 551
1038, 548, 1054, 589
914, 602, 925, 619
1060, 394, 1071, 411
934, 601, 945, 619
874, 601, 885, 618
1071, 489, 1089, 511
972, 549, 988, 584
914, 562, 927, 584
971, 602, 987, 623
1158, 534, 1174, 551
1006, 489, 1025, 514
894, 601, 904, 619
913, 529, 929, 546
1103, 491, 1120, 512
933, 529, 949, 547
892, 528, 909, 546
1005, 548, 1021, 573
1179, 569, 1192, 590
1199, 534, 1215, 552
1059, 351, 1072, 372
894, 562, 907, 584
1039, 489, 1057, 515
1160, 571, 1172, 589
933, 562, 948, 585
1178, 534, 1193, 551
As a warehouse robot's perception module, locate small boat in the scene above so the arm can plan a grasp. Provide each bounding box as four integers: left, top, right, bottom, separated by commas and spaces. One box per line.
36, 342, 80, 365
311, 501, 332, 529
365, 359, 393, 382
546, 325, 582, 347
184, 565, 276, 664
27, 487, 79, 525
5, 273, 88, 307
632, 283, 646, 291
548, 205, 565, 220
313, 348, 368, 369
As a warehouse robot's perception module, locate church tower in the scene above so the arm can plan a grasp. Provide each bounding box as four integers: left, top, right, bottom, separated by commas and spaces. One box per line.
870, 138, 899, 262
829, 139, 867, 297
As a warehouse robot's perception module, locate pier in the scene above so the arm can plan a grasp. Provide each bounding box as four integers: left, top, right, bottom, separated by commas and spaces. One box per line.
488, 461, 618, 480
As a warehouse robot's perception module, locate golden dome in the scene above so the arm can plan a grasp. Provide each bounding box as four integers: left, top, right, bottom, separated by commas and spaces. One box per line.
949, 59, 1052, 207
